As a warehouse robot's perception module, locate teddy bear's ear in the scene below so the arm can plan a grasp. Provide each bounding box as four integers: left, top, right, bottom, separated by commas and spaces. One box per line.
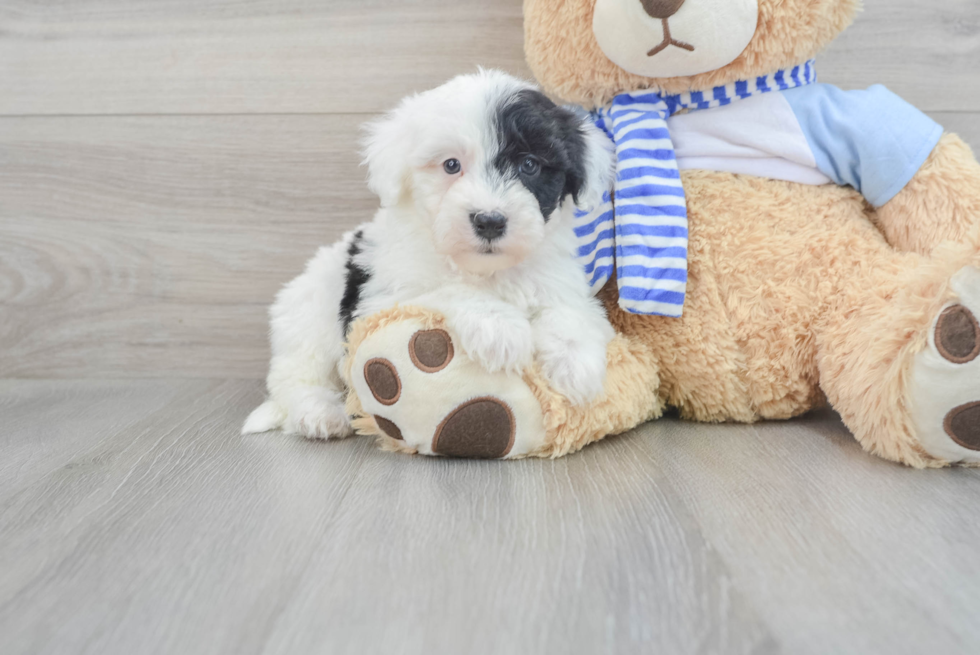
361, 100, 417, 207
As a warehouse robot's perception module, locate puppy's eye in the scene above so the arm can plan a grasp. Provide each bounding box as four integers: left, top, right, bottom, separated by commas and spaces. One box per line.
519, 156, 540, 176
443, 158, 462, 175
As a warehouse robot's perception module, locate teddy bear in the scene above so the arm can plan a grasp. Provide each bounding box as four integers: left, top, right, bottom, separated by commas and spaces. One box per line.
340, 0, 980, 467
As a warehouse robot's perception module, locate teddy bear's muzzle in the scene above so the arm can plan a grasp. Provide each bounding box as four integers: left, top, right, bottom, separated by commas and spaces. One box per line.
640, 0, 695, 57
592, 0, 758, 78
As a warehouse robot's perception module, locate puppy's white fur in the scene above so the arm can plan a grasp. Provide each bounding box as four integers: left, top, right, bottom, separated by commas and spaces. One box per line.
244, 70, 616, 439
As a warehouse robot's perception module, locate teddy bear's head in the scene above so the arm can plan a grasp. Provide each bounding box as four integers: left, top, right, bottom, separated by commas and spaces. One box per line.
524, 0, 860, 107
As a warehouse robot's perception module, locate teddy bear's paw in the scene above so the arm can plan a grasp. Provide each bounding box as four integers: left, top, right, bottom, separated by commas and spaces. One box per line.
909, 266, 980, 464
347, 318, 548, 459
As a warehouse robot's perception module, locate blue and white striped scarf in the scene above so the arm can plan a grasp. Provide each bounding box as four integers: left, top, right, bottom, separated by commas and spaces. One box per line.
575, 61, 817, 316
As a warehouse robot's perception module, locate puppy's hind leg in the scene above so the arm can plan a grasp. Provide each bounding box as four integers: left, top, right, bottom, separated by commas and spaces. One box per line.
243, 240, 357, 440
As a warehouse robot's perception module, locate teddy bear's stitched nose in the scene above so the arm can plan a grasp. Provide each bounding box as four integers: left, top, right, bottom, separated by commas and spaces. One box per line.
640, 0, 686, 19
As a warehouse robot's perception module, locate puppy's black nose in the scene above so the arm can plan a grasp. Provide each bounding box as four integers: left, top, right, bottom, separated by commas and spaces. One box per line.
470, 211, 508, 242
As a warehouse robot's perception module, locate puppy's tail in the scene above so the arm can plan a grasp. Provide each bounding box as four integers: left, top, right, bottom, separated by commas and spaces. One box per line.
242, 400, 287, 435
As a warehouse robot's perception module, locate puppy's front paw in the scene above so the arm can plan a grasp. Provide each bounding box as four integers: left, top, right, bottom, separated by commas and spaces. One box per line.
450, 311, 534, 374
282, 387, 352, 440
537, 340, 608, 406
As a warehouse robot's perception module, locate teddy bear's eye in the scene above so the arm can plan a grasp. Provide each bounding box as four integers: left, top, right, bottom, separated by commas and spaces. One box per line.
519, 156, 540, 176
443, 158, 462, 175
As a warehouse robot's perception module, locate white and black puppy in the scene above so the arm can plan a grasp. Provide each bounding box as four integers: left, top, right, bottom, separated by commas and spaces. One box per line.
243, 70, 616, 440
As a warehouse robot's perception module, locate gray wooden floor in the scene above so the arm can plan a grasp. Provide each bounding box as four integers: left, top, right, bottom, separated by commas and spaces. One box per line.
3, 381, 980, 654
2, 1, 980, 653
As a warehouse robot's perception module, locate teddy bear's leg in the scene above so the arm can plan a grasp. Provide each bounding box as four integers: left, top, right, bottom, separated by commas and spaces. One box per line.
813, 245, 980, 467
873, 134, 980, 255
343, 305, 665, 459
344, 309, 549, 458
906, 265, 980, 465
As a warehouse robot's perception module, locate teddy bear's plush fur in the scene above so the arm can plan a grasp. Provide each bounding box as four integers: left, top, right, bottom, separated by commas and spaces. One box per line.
343, 0, 980, 467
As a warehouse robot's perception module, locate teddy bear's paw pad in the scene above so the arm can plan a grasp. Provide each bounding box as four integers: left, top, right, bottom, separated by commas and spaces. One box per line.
348, 318, 547, 458
364, 358, 401, 405
909, 266, 980, 464
945, 402, 980, 451
409, 329, 454, 372
374, 415, 404, 441
935, 305, 979, 364
432, 397, 515, 458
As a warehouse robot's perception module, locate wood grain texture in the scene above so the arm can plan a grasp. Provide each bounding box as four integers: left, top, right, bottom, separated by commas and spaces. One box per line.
0, 379, 774, 655
820, 0, 980, 111
3, 380, 980, 654
642, 416, 980, 655
0, 0, 978, 116
0, 115, 374, 378
0, 0, 531, 116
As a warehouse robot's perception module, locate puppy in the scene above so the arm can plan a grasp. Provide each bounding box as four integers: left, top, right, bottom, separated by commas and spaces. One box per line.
243, 70, 616, 440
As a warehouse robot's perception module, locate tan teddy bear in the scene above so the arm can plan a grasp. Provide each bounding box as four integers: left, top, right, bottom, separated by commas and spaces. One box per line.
343, 0, 980, 467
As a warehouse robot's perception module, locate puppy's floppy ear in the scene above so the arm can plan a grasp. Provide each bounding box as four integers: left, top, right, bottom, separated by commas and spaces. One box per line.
559, 109, 616, 211
361, 98, 418, 207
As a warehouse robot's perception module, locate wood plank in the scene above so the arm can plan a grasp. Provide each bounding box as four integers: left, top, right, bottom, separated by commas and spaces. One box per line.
0, 114, 375, 379
820, 0, 980, 110
0, 378, 775, 655
0, 0, 530, 116
0, 378, 191, 496
4, 380, 980, 653
931, 111, 980, 150
638, 411, 980, 655
259, 427, 773, 655
1, 0, 977, 116
0, 379, 377, 655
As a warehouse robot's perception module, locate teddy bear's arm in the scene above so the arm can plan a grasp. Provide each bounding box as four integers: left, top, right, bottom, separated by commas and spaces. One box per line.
781, 83, 944, 209
874, 132, 980, 256
784, 83, 980, 256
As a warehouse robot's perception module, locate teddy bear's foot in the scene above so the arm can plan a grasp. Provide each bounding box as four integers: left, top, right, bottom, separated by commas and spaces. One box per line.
347, 316, 548, 459
909, 266, 980, 464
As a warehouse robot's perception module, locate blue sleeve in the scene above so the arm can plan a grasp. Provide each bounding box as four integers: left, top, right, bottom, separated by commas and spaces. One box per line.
783, 83, 944, 207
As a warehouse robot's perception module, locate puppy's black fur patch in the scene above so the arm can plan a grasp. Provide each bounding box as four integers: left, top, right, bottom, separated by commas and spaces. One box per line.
493, 90, 590, 220
340, 230, 372, 335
